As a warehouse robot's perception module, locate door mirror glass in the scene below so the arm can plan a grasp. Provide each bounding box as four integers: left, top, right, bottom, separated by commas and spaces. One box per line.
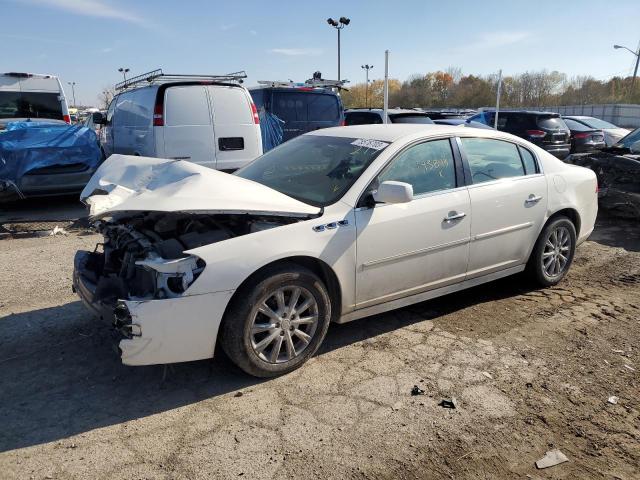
373, 181, 413, 204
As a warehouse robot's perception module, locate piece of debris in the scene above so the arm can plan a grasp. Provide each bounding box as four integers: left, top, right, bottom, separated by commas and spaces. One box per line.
535, 449, 569, 469
391, 401, 403, 411
234, 392, 243, 398
623, 364, 636, 372
482, 371, 493, 379
438, 398, 457, 409
49, 225, 69, 236
612, 349, 625, 354
608, 396, 618, 405
411, 385, 425, 396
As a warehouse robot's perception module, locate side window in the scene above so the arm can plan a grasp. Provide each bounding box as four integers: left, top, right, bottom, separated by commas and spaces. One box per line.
518, 146, 539, 174
460, 138, 525, 184
378, 139, 456, 196
307, 94, 339, 121
345, 112, 383, 125
273, 92, 307, 122
105, 98, 116, 124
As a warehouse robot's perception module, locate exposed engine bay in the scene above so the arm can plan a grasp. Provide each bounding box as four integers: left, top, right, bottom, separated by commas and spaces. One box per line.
79, 212, 300, 309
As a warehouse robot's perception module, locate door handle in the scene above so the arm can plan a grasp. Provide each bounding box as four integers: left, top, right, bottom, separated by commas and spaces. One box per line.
444, 211, 466, 222
525, 194, 543, 204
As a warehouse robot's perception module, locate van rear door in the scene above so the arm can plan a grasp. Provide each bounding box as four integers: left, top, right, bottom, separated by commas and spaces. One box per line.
162, 86, 216, 168
208, 86, 261, 171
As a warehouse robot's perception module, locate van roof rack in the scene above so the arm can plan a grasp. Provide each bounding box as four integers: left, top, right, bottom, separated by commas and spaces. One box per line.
115, 68, 247, 91
256, 76, 349, 91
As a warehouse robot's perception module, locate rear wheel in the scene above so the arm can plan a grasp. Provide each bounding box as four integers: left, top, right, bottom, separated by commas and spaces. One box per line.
527, 216, 576, 287
220, 264, 331, 377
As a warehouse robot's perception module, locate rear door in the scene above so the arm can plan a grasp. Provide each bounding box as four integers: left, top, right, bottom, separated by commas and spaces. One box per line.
272, 91, 341, 142
208, 86, 261, 171
162, 85, 216, 168
459, 137, 547, 278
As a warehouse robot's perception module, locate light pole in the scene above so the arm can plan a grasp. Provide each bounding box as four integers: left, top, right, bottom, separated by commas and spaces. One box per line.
67, 81, 76, 108
613, 43, 640, 92
327, 17, 350, 81
361, 64, 373, 107
118, 67, 130, 82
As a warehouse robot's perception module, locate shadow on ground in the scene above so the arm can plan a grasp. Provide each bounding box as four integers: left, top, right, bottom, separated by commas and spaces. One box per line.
589, 211, 640, 252
0, 275, 536, 453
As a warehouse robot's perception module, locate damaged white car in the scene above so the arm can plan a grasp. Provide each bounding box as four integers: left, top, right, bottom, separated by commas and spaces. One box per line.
74, 125, 598, 377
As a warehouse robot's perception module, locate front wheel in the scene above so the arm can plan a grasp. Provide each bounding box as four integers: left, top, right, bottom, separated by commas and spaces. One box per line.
527, 216, 576, 287
220, 264, 332, 378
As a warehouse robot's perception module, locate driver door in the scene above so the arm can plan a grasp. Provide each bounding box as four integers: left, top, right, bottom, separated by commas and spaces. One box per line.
354, 138, 471, 308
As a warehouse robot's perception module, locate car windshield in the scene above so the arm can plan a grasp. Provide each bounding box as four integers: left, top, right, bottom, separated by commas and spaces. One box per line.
579, 117, 618, 129
235, 135, 389, 206
613, 128, 640, 150
0, 91, 63, 120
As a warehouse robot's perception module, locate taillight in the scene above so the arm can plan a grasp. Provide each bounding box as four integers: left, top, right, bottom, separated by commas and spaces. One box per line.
574, 132, 591, 139
153, 103, 164, 126
63, 114, 71, 124
250, 102, 260, 124
526, 129, 546, 139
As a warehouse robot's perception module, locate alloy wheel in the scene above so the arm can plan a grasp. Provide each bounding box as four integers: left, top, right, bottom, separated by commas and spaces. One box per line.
542, 226, 571, 278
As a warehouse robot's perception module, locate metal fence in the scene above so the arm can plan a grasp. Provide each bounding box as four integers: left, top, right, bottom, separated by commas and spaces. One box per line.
532, 104, 640, 128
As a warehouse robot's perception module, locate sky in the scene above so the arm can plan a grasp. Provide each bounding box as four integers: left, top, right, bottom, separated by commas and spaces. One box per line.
2, 0, 639, 106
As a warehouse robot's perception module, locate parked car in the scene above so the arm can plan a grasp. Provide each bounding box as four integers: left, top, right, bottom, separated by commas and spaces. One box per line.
565, 128, 640, 218
562, 117, 606, 153
74, 124, 597, 376
250, 83, 343, 150
0, 72, 71, 129
94, 71, 262, 171
433, 118, 493, 129
562, 116, 629, 147
467, 110, 571, 159
345, 108, 434, 125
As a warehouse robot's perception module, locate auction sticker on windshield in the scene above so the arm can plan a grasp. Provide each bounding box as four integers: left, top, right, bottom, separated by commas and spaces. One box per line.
351, 139, 389, 150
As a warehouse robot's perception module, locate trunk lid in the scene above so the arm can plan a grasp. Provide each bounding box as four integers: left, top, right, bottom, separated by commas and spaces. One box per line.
81, 154, 321, 218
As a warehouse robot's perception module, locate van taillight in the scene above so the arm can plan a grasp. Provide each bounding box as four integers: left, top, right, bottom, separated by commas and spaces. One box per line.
63, 114, 71, 124
153, 104, 164, 126
526, 129, 546, 139
250, 102, 260, 124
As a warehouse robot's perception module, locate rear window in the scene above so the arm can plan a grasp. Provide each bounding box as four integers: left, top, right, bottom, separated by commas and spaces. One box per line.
579, 117, 618, 130
389, 114, 434, 124
563, 118, 591, 131
272, 91, 340, 122
0, 91, 62, 120
345, 111, 383, 125
537, 116, 568, 130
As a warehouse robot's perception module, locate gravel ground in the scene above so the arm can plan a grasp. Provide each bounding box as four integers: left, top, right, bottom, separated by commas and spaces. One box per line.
0, 212, 638, 479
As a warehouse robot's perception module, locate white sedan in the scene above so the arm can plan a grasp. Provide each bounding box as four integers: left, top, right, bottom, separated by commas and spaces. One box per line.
74, 125, 598, 377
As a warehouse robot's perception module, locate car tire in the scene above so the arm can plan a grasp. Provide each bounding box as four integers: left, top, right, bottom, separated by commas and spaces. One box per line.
527, 216, 576, 287
220, 263, 332, 378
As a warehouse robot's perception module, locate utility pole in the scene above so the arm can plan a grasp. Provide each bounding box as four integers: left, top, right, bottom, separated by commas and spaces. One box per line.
383, 50, 389, 124
613, 43, 640, 94
494, 70, 502, 129
67, 81, 76, 108
327, 17, 350, 80
361, 64, 373, 107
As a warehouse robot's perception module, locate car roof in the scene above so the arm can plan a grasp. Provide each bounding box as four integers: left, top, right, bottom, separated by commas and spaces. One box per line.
346, 108, 428, 114
310, 124, 498, 142
479, 110, 559, 116
562, 116, 592, 119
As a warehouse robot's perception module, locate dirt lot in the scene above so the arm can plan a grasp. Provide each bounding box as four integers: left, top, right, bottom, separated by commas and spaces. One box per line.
0, 210, 639, 479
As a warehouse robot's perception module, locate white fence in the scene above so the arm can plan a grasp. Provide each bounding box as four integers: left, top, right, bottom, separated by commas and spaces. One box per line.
533, 104, 640, 128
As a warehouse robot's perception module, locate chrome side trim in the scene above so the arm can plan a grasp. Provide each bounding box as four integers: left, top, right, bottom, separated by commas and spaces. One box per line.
473, 221, 533, 241
362, 237, 470, 269
336, 265, 526, 324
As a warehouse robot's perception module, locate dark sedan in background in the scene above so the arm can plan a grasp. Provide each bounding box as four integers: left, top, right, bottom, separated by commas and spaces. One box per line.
563, 117, 606, 153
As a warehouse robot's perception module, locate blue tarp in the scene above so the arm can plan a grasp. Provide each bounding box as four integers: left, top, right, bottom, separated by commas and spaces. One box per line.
0, 121, 102, 197
258, 110, 285, 152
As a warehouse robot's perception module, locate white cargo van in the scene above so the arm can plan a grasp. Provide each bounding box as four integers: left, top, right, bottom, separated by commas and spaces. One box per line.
0, 72, 71, 129
95, 70, 262, 171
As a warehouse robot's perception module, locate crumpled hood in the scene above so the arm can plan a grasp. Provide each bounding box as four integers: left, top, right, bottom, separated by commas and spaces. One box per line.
81, 154, 321, 219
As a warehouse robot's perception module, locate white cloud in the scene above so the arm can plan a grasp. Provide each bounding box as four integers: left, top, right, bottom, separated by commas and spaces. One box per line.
269, 48, 323, 56
28, 0, 147, 25
249, 29, 257, 36
101, 47, 113, 53
473, 31, 531, 49
220, 23, 236, 31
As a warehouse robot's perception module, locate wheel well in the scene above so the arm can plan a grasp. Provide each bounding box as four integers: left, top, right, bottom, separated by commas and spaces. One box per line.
226, 256, 343, 323
547, 208, 581, 236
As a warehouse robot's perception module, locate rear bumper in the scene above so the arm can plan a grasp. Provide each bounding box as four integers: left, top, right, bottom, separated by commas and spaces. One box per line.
73, 250, 235, 366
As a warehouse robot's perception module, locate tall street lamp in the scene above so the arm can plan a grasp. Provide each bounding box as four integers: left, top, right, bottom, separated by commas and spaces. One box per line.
327, 17, 350, 81
361, 64, 373, 108
613, 43, 640, 92
67, 81, 76, 108
118, 67, 130, 82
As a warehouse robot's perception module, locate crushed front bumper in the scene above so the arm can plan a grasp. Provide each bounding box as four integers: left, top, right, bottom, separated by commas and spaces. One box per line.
73, 250, 235, 366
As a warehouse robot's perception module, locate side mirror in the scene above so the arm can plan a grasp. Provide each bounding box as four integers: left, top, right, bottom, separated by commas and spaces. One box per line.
630, 141, 640, 154
373, 181, 413, 204
92, 111, 106, 125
